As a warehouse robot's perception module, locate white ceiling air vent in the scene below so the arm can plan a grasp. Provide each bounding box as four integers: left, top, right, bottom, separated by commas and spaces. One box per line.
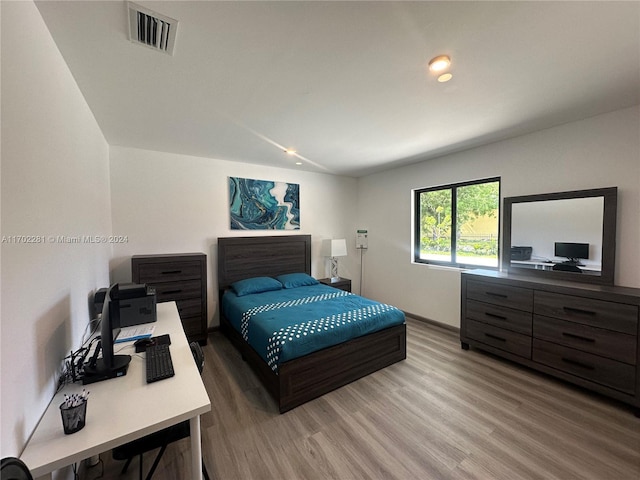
128, 2, 178, 55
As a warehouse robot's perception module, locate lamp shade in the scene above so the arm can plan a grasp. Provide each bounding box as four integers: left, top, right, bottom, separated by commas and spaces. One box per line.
322, 238, 347, 257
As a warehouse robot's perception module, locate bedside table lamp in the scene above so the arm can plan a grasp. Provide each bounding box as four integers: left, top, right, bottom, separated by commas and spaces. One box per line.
322, 238, 348, 282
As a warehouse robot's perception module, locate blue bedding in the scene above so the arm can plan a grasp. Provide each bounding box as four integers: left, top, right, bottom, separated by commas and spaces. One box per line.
222, 283, 405, 373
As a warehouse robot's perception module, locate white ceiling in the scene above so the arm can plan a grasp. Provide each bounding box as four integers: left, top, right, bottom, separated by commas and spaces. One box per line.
35, 1, 640, 177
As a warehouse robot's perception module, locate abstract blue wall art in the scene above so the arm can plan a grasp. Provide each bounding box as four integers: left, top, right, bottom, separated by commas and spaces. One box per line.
229, 177, 300, 230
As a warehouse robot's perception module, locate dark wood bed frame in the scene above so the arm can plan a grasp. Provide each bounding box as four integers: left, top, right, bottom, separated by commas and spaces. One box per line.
217, 235, 407, 413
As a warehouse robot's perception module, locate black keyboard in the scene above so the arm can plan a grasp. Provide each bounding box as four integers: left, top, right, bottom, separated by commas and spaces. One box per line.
145, 343, 175, 383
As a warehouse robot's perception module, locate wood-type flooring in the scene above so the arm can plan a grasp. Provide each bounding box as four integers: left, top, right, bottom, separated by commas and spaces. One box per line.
86, 317, 640, 480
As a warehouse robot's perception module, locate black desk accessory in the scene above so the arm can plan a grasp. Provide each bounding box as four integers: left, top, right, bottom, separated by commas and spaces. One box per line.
145, 343, 175, 383
135, 334, 171, 353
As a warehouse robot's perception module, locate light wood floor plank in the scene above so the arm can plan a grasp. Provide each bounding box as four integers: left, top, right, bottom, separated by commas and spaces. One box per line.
84, 317, 640, 480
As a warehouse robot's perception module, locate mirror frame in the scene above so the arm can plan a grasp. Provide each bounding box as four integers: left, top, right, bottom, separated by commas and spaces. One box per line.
502, 187, 617, 285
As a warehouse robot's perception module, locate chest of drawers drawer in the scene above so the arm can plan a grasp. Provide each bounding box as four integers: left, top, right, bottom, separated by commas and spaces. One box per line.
533, 315, 636, 364
466, 319, 532, 359
175, 297, 203, 319
467, 280, 533, 311
136, 261, 203, 283
181, 316, 205, 338
532, 339, 636, 394
466, 299, 532, 335
153, 280, 202, 302
534, 291, 638, 335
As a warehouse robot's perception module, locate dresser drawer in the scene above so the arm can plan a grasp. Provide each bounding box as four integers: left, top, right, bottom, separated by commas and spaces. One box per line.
176, 298, 203, 319
533, 315, 636, 364
136, 261, 203, 283
466, 319, 532, 359
181, 315, 205, 338
534, 291, 638, 335
533, 339, 636, 394
467, 280, 533, 312
153, 280, 202, 302
466, 300, 532, 335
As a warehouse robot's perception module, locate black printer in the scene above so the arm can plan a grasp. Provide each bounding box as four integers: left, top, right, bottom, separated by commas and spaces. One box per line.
94, 283, 156, 327
510, 246, 533, 261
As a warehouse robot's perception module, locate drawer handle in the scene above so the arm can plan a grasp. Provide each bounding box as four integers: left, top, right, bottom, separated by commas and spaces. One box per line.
486, 292, 508, 299
561, 357, 595, 370
485, 333, 506, 342
563, 306, 596, 316
162, 270, 182, 275
561, 332, 595, 343
163, 289, 183, 295
485, 312, 507, 321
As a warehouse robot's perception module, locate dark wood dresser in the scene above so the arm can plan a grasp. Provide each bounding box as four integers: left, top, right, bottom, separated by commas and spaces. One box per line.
132, 253, 208, 344
460, 269, 640, 414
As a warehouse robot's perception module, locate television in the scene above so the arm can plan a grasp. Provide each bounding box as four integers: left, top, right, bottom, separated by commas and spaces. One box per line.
83, 284, 131, 384
554, 242, 589, 265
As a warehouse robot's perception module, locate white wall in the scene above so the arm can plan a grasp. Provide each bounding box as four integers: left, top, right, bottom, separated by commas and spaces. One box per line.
357, 106, 640, 328
109, 146, 359, 326
1, 1, 112, 460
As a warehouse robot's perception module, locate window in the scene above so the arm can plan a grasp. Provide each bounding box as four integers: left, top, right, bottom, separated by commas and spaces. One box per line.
414, 177, 500, 268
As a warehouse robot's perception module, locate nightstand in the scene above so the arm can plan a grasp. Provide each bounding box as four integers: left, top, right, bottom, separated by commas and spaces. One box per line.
318, 277, 351, 293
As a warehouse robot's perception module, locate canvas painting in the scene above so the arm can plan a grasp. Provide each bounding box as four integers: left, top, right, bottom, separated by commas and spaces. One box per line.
229, 177, 300, 230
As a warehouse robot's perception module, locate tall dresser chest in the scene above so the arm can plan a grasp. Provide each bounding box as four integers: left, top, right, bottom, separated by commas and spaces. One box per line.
132, 253, 208, 344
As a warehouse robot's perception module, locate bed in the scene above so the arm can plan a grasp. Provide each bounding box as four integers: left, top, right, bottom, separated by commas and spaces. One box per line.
217, 235, 407, 413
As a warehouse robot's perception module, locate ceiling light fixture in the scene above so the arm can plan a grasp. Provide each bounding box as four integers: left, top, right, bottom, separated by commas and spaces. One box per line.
437, 73, 453, 83
285, 148, 297, 155
428, 55, 451, 73
295, 161, 303, 166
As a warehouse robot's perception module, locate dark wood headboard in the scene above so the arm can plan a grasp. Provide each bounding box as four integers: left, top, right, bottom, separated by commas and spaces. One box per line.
217, 235, 312, 289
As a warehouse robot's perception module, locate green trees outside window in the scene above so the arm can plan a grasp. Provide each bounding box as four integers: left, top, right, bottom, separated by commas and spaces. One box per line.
414, 178, 500, 267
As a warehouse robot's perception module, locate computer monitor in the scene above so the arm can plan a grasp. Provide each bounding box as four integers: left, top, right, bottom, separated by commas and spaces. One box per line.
83, 284, 131, 384
554, 242, 589, 265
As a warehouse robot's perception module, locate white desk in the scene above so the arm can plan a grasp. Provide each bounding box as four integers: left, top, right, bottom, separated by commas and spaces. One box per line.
511, 260, 602, 272
20, 303, 211, 480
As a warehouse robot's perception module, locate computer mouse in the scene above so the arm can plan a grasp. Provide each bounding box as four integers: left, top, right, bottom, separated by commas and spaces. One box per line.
134, 338, 154, 352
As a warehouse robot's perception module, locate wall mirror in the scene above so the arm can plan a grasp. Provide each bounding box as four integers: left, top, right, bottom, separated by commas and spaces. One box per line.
502, 187, 617, 285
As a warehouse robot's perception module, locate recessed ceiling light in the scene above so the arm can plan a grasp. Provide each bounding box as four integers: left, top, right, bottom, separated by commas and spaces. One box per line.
285, 148, 297, 155
437, 73, 453, 83
428, 55, 451, 73
295, 161, 303, 165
